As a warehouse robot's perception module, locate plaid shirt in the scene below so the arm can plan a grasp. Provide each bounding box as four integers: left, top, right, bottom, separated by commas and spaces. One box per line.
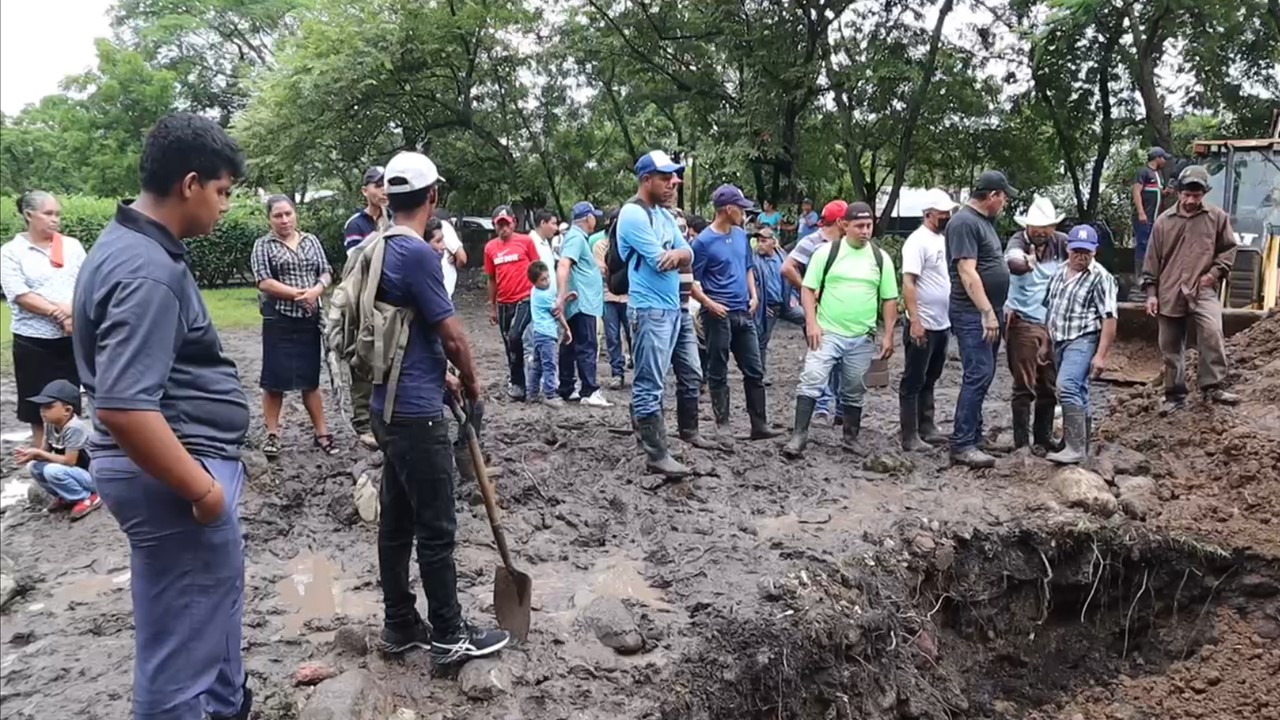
251, 232, 332, 318
1045, 260, 1118, 343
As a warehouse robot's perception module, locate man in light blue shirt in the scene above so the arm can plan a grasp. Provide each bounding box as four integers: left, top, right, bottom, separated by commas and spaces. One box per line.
556, 201, 611, 407
617, 151, 692, 477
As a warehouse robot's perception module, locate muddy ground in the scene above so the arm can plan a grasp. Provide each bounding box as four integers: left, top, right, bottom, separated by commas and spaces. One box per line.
1, 284, 1276, 720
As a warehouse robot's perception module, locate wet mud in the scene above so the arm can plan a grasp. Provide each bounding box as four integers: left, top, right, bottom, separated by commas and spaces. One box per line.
1, 291, 1277, 719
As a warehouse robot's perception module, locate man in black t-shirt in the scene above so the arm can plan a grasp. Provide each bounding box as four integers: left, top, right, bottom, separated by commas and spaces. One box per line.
1131, 147, 1169, 277
945, 170, 1017, 469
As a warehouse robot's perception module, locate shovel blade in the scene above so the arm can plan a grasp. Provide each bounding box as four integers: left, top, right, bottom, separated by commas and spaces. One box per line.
494, 566, 532, 642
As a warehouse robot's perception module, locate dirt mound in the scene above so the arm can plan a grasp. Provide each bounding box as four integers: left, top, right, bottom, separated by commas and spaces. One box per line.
1101, 311, 1280, 554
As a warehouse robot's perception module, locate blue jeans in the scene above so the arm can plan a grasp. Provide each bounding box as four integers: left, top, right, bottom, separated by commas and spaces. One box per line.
673, 310, 703, 400
603, 301, 630, 378
93, 455, 246, 720
1133, 220, 1153, 273
629, 307, 682, 419
816, 368, 843, 418
950, 310, 1004, 451
756, 303, 805, 375
528, 333, 560, 399
30, 461, 94, 502
559, 313, 600, 399
1055, 333, 1099, 412
796, 332, 875, 407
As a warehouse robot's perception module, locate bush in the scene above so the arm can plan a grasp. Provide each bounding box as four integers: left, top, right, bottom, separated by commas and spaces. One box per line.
1, 194, 351, 287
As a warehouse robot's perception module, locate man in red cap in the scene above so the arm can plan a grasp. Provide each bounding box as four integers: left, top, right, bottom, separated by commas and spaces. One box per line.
782, 199, 848, 421
483, 205, 540, 400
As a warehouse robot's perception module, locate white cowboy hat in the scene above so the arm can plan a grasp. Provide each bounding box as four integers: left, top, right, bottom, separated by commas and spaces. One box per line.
1015, 195, 1064, 227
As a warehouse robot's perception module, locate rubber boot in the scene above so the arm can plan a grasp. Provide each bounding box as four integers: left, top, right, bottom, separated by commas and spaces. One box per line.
899, 398, 930, 452
1032, 401, 1061, 455
710, 386, 731, 429
746, 385, 782, 440
917, 392, 947, 446
637, 414, 690, 477
782, 396, 817, 458
677, 395, 723, 450
841, 405, 866, 455
1011, 399, 1032, 451
1047, 406, 1088, 465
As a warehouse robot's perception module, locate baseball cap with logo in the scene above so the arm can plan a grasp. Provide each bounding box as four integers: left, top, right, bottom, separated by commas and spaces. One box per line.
634, 150, 684, 178
492, 204, 516, 225
843, 201, 874, 221
384, 152, 443, 194
711, 184, 754, 209
819, 200, 848, 226
362, 166, 385, 186
1177, 165, 1211, 191
974, 170, 1019, 198
571, 201, 603, 221
1067, 224, 1099, 252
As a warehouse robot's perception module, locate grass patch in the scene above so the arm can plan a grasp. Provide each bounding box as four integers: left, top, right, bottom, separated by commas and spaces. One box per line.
1, 286, 262, 357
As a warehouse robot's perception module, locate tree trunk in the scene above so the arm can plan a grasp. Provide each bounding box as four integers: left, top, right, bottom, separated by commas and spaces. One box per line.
1126, 1, 1173, 151
1086, 27, 1120, 221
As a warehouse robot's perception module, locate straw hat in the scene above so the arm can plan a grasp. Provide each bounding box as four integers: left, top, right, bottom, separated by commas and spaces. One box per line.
1015, 196, 1064, 227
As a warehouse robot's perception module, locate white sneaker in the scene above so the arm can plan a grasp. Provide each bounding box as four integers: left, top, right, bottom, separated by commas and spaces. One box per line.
581, 390, 613, 408
568, 389, 581, 402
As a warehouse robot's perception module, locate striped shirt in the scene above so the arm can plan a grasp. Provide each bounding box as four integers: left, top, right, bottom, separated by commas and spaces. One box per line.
250, 233, 333, 319
1045, 260, 1118, 343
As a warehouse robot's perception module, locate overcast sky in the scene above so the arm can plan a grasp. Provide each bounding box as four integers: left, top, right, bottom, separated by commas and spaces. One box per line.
1, 0, 113, 114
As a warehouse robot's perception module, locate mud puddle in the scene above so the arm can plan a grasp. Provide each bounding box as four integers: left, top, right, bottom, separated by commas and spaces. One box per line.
274, 552, 380, 641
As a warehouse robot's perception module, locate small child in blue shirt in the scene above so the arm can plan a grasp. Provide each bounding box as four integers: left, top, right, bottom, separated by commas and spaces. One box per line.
527, 261, 574, 407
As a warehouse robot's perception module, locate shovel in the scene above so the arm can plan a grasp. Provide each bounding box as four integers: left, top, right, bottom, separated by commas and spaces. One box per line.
447, 397, 532, 642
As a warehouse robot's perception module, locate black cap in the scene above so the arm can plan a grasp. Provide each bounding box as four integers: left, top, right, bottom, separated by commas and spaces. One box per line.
974, 170, 1019, 198
27, 379, 80, 407
1147, 146, 1170, 161
801, 197, 814, 205
843, 201, 874, 220
362, 166, 385, 186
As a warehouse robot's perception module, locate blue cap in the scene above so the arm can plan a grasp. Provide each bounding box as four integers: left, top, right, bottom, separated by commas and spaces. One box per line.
634, 150, 684, 178
1067, 224, 1099, 251
571, 201, 602, 221
711, 184, 754, 210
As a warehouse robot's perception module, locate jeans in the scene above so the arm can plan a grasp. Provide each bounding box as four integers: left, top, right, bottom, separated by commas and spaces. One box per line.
629, 307, 682, 419
603, 301, 631, 378
816, 368, 843, 417
372, 414, 463, 639
950, 309, 1004, 451
796, 331, 875, 407
559, 313, 600, 399
898, 324, 949, 405
497, 301, 531, 389
1055, 332, 1099, 412
673, 310, 704, 401
702, 310, 765, 395
1133, 220, 1153, 273
528, 333, 560, 400
93, 455, 246, 720
756, 303, 805, 375
29, 461, 94, 502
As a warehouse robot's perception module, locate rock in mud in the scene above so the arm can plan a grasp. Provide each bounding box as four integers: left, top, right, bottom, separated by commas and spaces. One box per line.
299, 669, 391, 720
0, 571, 17, 610
354, 472, 379, 524
457, 658, 512, 701
1102, 443, 1151, 477
1116, 475, 1159, 520
26, 482, 47, 506
293, 661, 340, 686
1049, 467, 1118, 518
862, 454, 910, 475
328, 492, 360, 527
242, 450, 270, 482
579, 597, 643, 654
332, 626, 369, 656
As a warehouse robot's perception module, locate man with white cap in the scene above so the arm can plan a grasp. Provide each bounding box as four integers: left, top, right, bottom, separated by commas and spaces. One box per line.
368, 150, 510, 664
1003, 195, 1069, 455
1044, 224, 1118, 464
897, 189, 956, 451
555, 201, 611, 407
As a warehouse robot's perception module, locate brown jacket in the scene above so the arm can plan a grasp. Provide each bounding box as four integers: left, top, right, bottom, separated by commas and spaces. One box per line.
1139, 203, 1236, 318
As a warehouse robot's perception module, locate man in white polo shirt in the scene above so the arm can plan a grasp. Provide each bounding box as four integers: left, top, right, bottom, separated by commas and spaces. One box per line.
897, 189, 955, 451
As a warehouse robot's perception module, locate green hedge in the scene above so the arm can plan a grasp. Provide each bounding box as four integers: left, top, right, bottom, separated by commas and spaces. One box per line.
1, 194, 351, 287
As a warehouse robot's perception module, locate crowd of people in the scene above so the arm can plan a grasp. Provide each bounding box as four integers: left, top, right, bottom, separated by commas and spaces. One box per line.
1, 109, 1248, 719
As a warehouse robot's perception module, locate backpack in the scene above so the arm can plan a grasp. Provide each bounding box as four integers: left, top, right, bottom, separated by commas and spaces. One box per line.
325, 224, 422, 423
816, 238, 887, 326
604, 197, 653, 296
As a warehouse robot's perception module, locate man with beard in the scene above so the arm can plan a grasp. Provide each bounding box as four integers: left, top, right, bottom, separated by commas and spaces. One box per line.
1003, 196, 1069, 455
484, 205, 540, 400
1141, 165, 1241, 412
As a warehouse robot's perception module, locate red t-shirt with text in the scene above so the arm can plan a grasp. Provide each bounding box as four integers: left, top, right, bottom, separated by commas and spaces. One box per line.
483, 234, 539, 304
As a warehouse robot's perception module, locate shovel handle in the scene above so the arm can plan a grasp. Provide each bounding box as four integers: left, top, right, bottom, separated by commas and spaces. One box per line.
447, 398, 518, 574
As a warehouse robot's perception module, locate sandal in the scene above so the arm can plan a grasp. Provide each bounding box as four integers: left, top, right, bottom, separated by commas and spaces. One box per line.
263, 433, 282, 459
314, 434, 340, 456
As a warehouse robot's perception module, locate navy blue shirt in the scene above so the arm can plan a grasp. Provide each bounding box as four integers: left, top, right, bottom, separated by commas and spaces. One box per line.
73, 204, 250, 459
371, 234, 455, 419
691, 225, 753, 311
343, 208, 384, 252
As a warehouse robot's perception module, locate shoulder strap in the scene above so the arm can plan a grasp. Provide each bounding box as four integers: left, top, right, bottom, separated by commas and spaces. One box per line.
817, 239, 842, 301
868, 240, 884, 302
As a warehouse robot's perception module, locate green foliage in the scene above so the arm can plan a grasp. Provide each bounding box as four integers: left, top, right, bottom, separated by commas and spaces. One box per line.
0, 195, 349, 287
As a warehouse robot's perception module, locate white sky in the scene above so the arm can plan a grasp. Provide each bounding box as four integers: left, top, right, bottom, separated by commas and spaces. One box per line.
1, 0, 113, 114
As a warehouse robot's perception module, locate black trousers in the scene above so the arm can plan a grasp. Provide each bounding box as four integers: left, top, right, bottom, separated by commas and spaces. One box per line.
702, 310, 765, 394
559, 312, 600, 399
372, 414, 462, 639
497, 301, 531, 389
898, 324, 949, 407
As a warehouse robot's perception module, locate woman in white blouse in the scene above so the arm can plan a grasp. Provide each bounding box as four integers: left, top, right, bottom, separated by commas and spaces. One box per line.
1, 191, 87, 449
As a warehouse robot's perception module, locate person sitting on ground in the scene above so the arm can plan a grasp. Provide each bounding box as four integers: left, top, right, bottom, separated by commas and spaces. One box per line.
528, 261, 573, 408
14, 379, 101, 520
1044, 225, 1118, 465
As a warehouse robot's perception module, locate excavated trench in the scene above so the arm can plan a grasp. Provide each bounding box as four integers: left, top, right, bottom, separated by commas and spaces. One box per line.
665, 527, 1280, 720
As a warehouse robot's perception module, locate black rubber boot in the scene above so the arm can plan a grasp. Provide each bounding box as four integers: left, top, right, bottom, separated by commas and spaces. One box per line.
899, 397, 930, 452
1047, 406, 1088, 465
637, 414, 690, 477
782, 396, 817, 458
1011, 399, 1031, 451
841, 405, 866, 455
710, 386, 731, 429
1032, 401, 1061, 455
917, 392, 947, 446
746, 385, 782, 440
677, 395, 723, 450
